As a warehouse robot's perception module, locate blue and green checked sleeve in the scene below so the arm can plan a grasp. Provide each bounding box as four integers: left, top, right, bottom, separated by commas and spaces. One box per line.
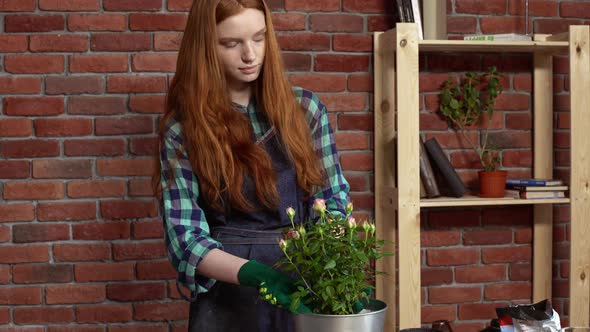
159, 87, 349, 296
159, 120, 223, 296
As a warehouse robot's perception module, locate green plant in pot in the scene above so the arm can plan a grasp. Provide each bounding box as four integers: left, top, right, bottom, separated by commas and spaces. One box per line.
439, 66, 507, 198
276, 199, 390, 332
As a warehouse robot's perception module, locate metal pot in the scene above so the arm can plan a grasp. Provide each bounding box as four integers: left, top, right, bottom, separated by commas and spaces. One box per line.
294, 299, 387, 332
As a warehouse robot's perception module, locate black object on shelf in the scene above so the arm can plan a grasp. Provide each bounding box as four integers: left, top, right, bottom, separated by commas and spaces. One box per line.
424, 137, 467, 198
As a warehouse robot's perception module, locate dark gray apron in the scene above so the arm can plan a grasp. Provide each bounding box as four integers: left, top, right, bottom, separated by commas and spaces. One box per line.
188, 125, 311, 332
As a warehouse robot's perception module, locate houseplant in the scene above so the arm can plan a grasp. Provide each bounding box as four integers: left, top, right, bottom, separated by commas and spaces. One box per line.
439, 66, 506, 198
276, 199, 389, 331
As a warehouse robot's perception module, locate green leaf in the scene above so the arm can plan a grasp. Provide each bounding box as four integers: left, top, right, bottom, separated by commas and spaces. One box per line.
324, 260, 336, 270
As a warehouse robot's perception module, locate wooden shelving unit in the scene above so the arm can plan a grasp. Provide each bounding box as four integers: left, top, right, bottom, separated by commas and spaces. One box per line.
373, 24, 590, 331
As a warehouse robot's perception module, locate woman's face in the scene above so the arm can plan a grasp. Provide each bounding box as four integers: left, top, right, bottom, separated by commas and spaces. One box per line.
216, 8, 266, 91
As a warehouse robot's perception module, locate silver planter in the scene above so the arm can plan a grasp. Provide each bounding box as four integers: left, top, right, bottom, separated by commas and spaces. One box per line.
294, 300, 387, 332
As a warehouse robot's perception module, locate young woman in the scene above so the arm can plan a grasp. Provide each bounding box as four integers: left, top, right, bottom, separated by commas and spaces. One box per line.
154, 0, 350, 330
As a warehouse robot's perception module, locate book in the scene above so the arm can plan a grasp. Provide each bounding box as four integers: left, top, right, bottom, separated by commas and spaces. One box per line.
419, 139, 440, 198
520, 191, 566, 199
505, 178, 564, 186
508, 185, 568, 192
423, 138, 466, 198
410, 0, 424, 40
463, 33, 533, 41
396, 0, 406, 22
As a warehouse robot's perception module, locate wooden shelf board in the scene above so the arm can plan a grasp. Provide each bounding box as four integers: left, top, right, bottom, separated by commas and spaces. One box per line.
421, 195, 570, 207
419, 39, 568, 53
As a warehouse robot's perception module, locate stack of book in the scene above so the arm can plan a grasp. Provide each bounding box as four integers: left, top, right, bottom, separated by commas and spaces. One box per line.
505, 179, 567, 199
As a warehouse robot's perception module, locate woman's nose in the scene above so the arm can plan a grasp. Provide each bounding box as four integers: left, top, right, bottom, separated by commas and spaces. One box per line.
242, 42, 256, 63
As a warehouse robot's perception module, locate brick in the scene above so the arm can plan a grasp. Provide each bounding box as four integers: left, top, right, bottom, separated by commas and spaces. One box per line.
271, 13, 305, 31
129, 178, 155, 196
33, 159, 92, 179
456, 0, 506, 15
421, 230, 461, 247
0, 327, 46, 332
0, 118, 33, 137
428, 210, 481, 228
113, 242, 165, 261
0, 77, 41, 94
284, 0, 339, 11
427, 54, 482, 72
54, 243, 111, 262
34, 118, 93, 137
5, 55, 64, 74
0, 161, 30, 179
333, 34, 372, 52
137, 260, 177, 280
68, 96, 127, 115
459, 302, 509, 320
422, 268, 453, 286
46, 284, 106, 304
13, 264, 72, 284
288, 74, 346, 92
29, 34, 88, 52
3, 181, 64, 200
129, 95, 166, 114
367, 15, 395, 32
103, 0, 162, 11
315, 54, 370, 72
40, 0, 99, 10
515, 228, 532, 244
37, 201, 96, 221
45, 76, 103, 95
97, 158, 155, 176
68, 13, 127, 31
319, 93, 367, 111
13, 223, 70, 243
134, 301, 189, 321
421, 305, 456, 324
334, 132, 369, 150
133, 220, 164, 239
426, 248, 480, 266
64, 138, 126, 157
5, 14, 64, 32
310, 14, 363, 32
0, 0, 35, 11
75, 262, 134, 282
282, 53, 311, 71
463, 229, 513, 245
0, 306, 7, 323
48, 325, 104, 332
107, 282, 166, 301
484, 282, 531, 300
132, 53, 177, 72
95, 116, 154, 135
100, 200, 158, 220
338, 114, 372, 131
0, 203, 35, 222
456, 264, 507, 283
91, 33, 151, 51
67, 180, 126, 198
428, 286, 481, 304
76, 304, 133, 323
3, 96, 64, 116
109, 325, 167, 332
0, 286, 42, 305
447, 16, 477, 34
560, 1, 590, 18
505, 113, 532, 130
340, 152, 373, 171
277, 33, 330, 51
483, 246, 531, 263
129, 13, 187, 31
107, 75, 167, 93
70, 54, 128, 73
0, 227, 10, 242
0, 35, 28, 52
154, 32, 182, 51
72, 221, 130, 240
343, 0, 388, 13
0, 245, 49, 263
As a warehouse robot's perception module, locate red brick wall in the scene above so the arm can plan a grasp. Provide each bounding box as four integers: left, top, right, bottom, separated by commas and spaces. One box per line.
0, 0, 584, 331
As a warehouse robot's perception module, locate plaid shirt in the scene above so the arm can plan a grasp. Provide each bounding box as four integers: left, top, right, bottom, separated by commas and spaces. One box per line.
159, 87, 350, 296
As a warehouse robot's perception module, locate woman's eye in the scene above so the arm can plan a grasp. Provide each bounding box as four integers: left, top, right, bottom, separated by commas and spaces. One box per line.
222, 41, 238, 48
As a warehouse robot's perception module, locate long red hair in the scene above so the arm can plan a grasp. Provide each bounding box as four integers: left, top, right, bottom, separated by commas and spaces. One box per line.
154, 0, 323, 212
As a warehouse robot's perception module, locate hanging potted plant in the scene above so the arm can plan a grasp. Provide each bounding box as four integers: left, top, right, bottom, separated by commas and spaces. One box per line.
439, 66, 506, 198
275, 199, 390, 332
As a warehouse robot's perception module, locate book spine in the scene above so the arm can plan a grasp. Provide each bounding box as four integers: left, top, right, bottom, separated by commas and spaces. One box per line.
520, 191, 565, 199
419, 139, 440, 198
396, 0, 406, 22
424, 138, 466, 198
506, 179, 560, 186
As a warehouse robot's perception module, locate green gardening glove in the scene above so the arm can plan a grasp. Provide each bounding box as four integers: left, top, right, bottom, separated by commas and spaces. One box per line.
237, 260, 311, 314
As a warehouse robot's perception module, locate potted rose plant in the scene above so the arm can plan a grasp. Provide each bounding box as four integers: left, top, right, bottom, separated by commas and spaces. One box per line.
276, 199, 389, 331
439, 66, 506, 198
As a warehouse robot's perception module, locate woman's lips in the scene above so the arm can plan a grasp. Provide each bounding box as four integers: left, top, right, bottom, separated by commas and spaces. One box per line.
239, 65, 258, 74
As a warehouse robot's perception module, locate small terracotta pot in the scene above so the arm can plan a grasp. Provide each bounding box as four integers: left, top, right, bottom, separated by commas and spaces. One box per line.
478, 170, 507, 198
